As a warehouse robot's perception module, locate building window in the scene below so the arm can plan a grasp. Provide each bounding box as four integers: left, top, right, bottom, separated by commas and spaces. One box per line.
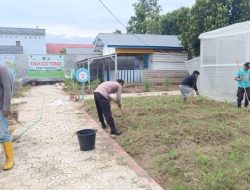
143, 54, 149, 69
16, 41, 21, 47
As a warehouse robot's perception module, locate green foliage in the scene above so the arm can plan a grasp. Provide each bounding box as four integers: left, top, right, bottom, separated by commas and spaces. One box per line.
169, 184, 194, 190
90, 79, 101, 90
164, 77, 170, 90
159, 0, 250, 57
161, 7, 190, 35
113, 29, 122, 34
127, 0, 250, 57
127, 0, 162, 34
59, 48, 66, 54
63, 78, 81, 94
143, 80, 150, 92
13, 85, 31, 98
85, 95, 250, 189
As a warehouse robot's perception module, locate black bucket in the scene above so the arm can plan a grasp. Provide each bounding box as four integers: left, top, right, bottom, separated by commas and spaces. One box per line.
76, 129, 97, 151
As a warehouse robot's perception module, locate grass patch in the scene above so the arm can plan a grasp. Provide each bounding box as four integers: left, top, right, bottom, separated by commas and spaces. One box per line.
13, 85, 31, 98
85, 95, 250, 190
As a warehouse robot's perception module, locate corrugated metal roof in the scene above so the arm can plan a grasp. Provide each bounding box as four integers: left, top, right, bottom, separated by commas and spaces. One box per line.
0, 45, 23, 54
95, 33, 182, 48
199, 21, 250, 39
66, 47, 94, 54
46, 43, 94, 54
0, 27, 45, 36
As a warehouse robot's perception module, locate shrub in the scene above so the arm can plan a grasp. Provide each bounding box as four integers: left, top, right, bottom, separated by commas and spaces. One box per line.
143, 80, 150, 92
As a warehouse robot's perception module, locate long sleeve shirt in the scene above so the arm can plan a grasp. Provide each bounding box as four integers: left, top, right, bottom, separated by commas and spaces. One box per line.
181, 74, 198, 91
0, 65, 11, 111
94, 81, 122, 102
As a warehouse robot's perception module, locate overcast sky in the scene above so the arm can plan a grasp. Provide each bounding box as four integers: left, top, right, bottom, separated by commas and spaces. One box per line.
1, 0, 195, 43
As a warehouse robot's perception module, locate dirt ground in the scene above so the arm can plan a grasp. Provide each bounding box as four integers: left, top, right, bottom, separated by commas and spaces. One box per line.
122, 83, 179, 93
85, 95, 250, 190
63, 79, 179, 95
1, 85, 163, 190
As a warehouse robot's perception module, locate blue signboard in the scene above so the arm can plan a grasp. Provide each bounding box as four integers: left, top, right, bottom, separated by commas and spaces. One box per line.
75, 68, 90, 83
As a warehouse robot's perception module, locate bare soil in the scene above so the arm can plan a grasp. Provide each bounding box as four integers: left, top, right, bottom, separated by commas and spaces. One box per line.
85, 95, 250, 190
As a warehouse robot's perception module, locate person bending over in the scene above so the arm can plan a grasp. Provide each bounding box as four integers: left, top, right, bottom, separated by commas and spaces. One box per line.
179, 70, 200, 103
94, 79, 124, 135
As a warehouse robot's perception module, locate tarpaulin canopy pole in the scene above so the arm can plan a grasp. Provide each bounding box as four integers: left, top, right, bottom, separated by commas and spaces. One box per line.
110, 55, 117, 80
87, 59, 92, 90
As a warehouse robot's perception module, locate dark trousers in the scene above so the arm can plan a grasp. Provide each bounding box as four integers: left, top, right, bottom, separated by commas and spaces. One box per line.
94, 92, 116, 130
237, 87, 250, 108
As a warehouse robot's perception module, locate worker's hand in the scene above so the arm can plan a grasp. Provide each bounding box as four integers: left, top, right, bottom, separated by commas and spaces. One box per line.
113, 100, 121, 108
3, 110, 11, 117
235, 77, 243, 81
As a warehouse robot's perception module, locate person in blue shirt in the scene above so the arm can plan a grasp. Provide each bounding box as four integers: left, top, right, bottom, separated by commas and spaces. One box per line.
235, 62, 250, 108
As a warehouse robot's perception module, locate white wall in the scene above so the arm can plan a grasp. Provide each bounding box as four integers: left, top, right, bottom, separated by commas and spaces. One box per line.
199, 34, 250, 102
0, 34, 46, 54
102, 45, 115, 55
185, 57, 200, 75
150, 52, 188, 70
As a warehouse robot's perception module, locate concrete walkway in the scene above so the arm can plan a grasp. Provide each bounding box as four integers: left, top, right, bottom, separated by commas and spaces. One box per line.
0, 85, 163, 190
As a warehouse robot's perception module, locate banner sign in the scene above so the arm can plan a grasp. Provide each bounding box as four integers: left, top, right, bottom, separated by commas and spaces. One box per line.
28, 55, 64, 78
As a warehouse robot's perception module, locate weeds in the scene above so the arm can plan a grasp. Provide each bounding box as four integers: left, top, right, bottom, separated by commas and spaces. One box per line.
164, 77, 170, 90
85, 95, 250, 190
13, 85, 31, 98
143, 80, 150, 92
90, 79, 101, 90
169, 184, 194, 190
63, 78, 81, 94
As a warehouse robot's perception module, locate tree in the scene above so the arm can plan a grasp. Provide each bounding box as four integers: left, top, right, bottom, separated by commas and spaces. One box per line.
178, 0, 250, 57
59, 48, 66, 54
230, 0, 250, 24
127, 0, 162, 34
161, 7, 190, 35
113, 29, 122, 34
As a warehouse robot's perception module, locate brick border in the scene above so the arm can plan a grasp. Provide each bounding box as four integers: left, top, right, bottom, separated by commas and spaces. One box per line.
84, 112, 164, 190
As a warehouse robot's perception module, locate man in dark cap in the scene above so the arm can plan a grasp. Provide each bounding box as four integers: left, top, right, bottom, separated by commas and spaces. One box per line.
234, 62, 250, 108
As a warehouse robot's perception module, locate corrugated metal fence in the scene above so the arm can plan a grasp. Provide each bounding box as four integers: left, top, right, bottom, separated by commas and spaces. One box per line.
109, 70, 144, 83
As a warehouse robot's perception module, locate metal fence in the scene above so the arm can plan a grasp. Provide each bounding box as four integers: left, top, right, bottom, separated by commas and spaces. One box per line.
108, 70, 144, 83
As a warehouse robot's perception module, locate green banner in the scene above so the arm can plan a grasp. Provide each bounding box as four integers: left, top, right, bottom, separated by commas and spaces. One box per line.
28, 55, 64, 78
28, 70, 65, 78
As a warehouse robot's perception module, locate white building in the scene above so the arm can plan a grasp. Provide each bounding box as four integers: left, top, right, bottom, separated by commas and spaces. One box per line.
78, 33, 188, 83
0, 27, 46, 54
199, 21, 250, 101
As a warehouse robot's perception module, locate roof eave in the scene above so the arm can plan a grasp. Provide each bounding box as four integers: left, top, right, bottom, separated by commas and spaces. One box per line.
107, 45, 183, 49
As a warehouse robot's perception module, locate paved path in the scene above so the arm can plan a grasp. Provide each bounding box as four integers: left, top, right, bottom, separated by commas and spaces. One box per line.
0, 85, 163, 190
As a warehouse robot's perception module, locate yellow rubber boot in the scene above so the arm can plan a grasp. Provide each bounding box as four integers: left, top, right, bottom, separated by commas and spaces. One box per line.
2, 141, 14, 170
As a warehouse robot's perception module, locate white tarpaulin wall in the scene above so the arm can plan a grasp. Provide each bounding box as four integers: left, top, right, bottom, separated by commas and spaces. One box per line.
199, 21, 250, 102
185, 57, 200, 75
